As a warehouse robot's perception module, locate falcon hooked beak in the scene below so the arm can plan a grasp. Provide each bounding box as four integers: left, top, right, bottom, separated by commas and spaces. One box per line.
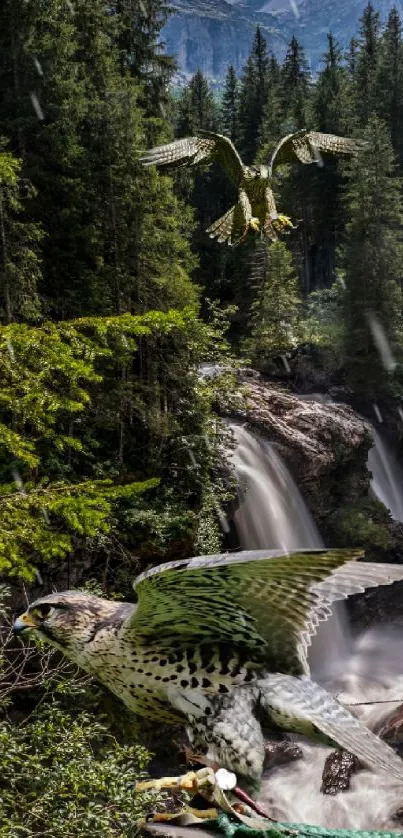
13, 611, 40, 634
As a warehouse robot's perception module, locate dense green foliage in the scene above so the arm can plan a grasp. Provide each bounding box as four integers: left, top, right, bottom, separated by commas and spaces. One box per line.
342, 117, 403, 395
0, 590, 163, 838
0, 702, 155, 837
0, 306, 231, 580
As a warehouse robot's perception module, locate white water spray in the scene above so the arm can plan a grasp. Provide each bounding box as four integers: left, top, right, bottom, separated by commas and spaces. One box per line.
368, 430, 403, 523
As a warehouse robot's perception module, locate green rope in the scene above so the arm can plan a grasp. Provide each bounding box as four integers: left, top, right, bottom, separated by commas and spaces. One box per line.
201, 813, 403, 838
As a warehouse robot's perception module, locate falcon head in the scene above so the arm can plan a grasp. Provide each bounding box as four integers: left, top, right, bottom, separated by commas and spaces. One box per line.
250, 164, 270, 180
13, 591, 132, 658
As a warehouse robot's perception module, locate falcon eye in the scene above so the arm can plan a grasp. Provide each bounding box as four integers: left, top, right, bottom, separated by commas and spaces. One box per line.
32, 604, 54, 620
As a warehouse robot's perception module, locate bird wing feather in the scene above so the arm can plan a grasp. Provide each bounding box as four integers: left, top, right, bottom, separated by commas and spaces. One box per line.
261, 673, 403, 782
123, 549, 403, 675
207, 206, 237, 244
268, 130, 364, 176
140, 131, 244, 186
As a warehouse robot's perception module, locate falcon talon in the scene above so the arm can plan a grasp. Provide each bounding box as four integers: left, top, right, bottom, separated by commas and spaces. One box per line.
140, 807, 220, 825
134, 776, 181, 793
187, 807, 220, 819
249, 217, 261, 232
143, 813, 184, 824
135, 770, 210, 794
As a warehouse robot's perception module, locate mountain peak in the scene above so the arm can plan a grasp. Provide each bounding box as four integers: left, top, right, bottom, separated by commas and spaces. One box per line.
163, 0, 399, 84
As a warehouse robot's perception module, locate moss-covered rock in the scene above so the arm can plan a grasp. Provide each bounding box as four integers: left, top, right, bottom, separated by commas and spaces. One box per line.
326, 497, 398, 557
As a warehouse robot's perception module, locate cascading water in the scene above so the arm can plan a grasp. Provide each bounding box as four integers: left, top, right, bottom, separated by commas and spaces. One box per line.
229, 422, 403, 830
368, 429, 403, 523
230, 424, 322, 552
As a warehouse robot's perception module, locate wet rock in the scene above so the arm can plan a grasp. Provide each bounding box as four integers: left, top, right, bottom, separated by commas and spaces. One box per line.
227, 380, 371, 530
229, 380, 370, 483
321, 750, 360, 795
378, 704, 403, 755
264, 739, 303, 770
392, 807, 403, 825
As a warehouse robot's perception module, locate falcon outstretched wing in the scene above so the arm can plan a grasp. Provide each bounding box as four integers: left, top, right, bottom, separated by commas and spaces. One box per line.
123, 549, 403, 676
260, 673, 403, 782
269, 130, 363, 176
140, 131, 244, 186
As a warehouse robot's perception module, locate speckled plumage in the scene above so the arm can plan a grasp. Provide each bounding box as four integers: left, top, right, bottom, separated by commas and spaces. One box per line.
140, 130, 363, 245
14, 548, 403, 787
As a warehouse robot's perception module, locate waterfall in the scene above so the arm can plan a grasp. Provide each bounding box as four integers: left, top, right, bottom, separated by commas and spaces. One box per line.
368, 429, 403, 522
230, 423, 322, 552
229, 423, 403, 829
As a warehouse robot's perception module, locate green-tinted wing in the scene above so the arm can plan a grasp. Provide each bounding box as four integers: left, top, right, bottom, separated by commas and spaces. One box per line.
140, 131, 244, 186
124, 549, 403, 675
269, 130, 363, 175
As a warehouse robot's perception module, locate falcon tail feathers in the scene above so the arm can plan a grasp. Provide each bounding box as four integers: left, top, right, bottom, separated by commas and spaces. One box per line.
259, 673, 403, 783
207, 207, 237, 244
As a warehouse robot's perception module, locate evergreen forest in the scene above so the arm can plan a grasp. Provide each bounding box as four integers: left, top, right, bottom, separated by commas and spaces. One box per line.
2, 1, 403, 834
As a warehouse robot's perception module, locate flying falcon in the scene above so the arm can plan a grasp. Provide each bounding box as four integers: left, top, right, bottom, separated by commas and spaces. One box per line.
140, 130, 362, 246
13, 548, 403, 804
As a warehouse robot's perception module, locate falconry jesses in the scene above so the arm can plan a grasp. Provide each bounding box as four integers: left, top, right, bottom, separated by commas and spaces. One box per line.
13, 548, 403, 804
140, 130, 363, 246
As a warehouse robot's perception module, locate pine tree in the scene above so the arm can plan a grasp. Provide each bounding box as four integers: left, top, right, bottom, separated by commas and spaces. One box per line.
176, 72, 228, 299
273, 37, 312, 290
73, 0, 196, 316
307, 35, 353, 288
248, 240, 303, 367
0, 0, 91, 316
238, 27, 270, 162
314, 34, 352, 135
74, 1, 196, 316
0, 149, 42, 323
348, 37, 360, 77
0, 0, 196, 317
281, 36, 311, 130
113, 0, 175, 117
177, 70, 219, 136
377, 7, 403, 165
259, 55, 283, 150
355, 2, 381, 125
0, 308, 216, 578
342, 116, 403, 396
221, 65, 239, 142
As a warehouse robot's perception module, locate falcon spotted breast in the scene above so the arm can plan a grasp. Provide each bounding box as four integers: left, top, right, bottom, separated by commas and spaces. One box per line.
13, 548, 403, 793
140, 130, 363, 246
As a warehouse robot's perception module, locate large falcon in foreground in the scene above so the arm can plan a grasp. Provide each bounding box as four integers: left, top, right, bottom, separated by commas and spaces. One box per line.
13, 548, 403, 799
140, 130, 362, 246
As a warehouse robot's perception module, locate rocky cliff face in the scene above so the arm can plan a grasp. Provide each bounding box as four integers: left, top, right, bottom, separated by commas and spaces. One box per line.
163, 0, 289, 86
163, 0, 399, 84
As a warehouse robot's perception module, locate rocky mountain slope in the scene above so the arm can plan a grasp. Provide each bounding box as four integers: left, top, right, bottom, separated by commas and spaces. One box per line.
163, 0, 400, 83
